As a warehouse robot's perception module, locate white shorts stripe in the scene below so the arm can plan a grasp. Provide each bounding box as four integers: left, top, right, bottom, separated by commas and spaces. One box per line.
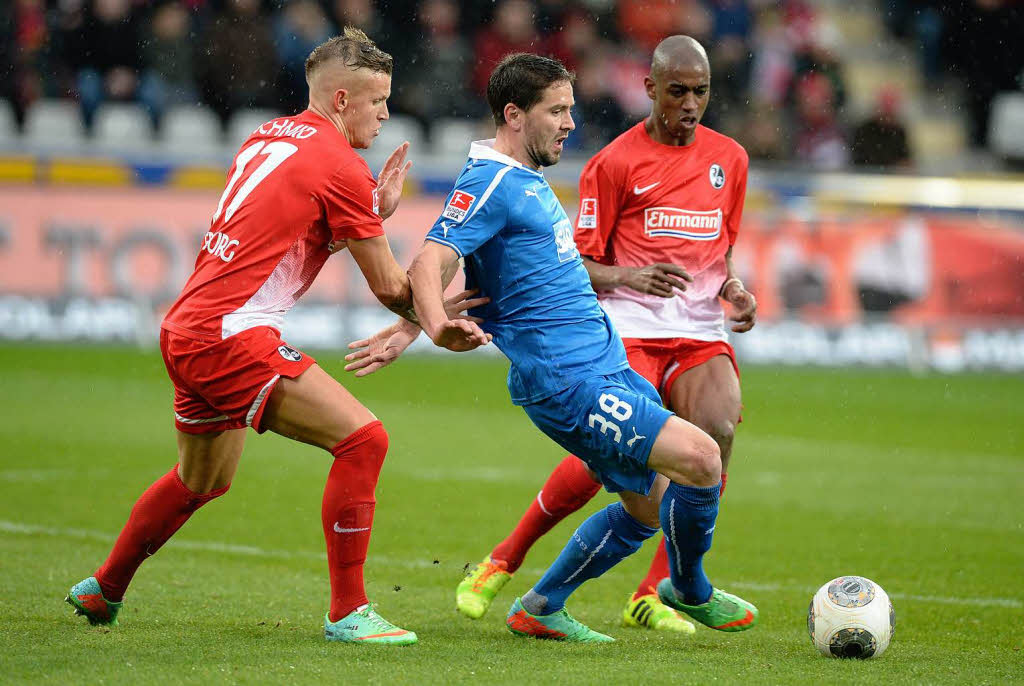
661, 361, 681, 394
245, 374, 280, 427
175, 413, 230, 425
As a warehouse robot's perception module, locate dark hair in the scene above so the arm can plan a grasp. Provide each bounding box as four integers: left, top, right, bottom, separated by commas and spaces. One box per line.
305, 27, 393, 82
486, 53, 575, 126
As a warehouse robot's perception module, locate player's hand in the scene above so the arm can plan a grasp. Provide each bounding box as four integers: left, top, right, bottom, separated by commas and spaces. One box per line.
724, 282, 757, 333
376, 142, 413, 220
443, 289, 490, 324
622, 263, 692, 297
432, 319, 492, 352
344, 319, 421, 377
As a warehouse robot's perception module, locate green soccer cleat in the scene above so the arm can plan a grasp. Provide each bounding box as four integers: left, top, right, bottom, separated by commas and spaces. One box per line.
622, 592, 696, 634
66, 577, 122, 626
324, 604, 418, 645
657, 579, 759, 632
455, 555, 512, 619
506, 597, 614, 643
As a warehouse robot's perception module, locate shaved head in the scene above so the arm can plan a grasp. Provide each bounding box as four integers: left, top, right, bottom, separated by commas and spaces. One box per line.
651, 35, 709, 81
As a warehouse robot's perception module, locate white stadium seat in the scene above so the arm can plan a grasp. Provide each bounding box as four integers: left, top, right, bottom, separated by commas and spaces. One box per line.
432, 118, 481, 157
226, 108, 284, 150
93, 103, 154, 154
0, 99, 17, 147
161, 104, 222, 157
989, 91, 1024, 160
375, 113, 424, 156
24, 99, 86, 150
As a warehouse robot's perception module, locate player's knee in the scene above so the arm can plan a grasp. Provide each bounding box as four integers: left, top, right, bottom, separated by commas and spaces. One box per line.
688, 434, 722, 486
701, 417, 736, 449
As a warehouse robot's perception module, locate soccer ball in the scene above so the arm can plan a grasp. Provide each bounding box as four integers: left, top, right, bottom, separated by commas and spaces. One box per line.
807, 576, 894, 659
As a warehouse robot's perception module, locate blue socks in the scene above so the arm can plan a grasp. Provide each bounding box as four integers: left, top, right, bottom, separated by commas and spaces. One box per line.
661, 480, 720, 605
523, 502, 657, 615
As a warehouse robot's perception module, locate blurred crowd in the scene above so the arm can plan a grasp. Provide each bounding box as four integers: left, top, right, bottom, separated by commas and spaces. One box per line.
1, 0, 1022, 167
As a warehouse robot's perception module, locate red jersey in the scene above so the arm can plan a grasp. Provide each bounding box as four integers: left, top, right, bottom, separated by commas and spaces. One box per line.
162, 110, 383, 341
574, 122, 748, 341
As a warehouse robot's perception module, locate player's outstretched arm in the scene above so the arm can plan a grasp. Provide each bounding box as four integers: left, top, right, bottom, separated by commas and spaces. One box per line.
582, 257, 693, 297
347, 234, 417, 321
345, 290, 490, 376
408, 241, 492, 352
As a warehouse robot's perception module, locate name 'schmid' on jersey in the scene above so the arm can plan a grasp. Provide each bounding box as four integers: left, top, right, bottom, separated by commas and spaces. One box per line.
426, 140, 628, 405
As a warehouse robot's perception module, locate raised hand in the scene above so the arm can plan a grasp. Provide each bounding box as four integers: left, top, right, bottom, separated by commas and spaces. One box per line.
376, 142, 413, 220
622, 263, 693, 297
344, 319, 421, 377
432, 319, 492, 352
723, 281, 757, 333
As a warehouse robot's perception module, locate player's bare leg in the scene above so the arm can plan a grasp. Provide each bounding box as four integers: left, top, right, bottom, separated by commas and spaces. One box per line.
67, 429, 243, 626
261, 364, 416, 645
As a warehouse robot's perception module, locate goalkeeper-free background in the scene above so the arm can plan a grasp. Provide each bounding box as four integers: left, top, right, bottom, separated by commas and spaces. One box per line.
1, 345, 1021, 685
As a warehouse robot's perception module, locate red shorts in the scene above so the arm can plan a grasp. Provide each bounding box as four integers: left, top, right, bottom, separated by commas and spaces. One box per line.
622, 337, 739, 406
160, 326, 316, 434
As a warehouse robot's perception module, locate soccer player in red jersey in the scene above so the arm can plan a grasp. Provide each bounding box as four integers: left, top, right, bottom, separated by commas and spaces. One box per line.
454, 35, 758, 633
65, 28, 488, 646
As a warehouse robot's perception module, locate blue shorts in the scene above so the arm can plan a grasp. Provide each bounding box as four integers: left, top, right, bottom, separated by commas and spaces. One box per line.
522, 368, 674, 495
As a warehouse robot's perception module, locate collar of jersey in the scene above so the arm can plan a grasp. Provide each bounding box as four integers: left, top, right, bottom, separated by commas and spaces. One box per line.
468, 139, 545, 177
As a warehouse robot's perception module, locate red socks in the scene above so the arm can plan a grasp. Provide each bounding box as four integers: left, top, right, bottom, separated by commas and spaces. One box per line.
491, 455, 601, 573
95, 464, 229, 602
631, 472, 727, 600
323, 421, 388, 622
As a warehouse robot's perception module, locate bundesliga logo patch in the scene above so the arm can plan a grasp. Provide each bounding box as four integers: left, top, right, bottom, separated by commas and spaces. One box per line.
442, 190, 475, 223
578, 198, 597, 229
277, 345, 302, 362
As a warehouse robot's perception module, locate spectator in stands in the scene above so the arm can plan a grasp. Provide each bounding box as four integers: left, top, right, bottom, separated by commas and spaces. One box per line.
792, 71, 848, 170
63, 0, 141, 130
139, 1, 199, 128
851, 87, 912, 168
197, 0, 278, 125
472, 0, 544, 95
328, 0, 398, 56
392, 0, 478, 137
571, 52, 631, 151
275, 0, 333, 115
738, 101, 787, 162
3, 0, 49, 127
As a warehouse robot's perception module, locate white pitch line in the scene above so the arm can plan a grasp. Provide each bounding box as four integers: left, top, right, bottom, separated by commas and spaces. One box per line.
3, 519, 1021, 609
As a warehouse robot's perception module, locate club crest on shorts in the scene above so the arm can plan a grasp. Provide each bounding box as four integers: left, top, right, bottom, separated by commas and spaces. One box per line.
443, 190, 476, 223
277, 345, 302, 362
709, 163, 725, 189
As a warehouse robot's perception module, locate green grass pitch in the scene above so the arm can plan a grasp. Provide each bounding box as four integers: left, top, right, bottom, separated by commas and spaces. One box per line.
1, 344, 1021, 684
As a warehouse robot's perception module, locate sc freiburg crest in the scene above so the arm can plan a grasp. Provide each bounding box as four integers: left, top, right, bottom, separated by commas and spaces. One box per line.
709, 163, 725, 189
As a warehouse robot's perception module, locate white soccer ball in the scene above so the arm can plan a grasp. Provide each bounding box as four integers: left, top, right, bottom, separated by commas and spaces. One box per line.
807, 575, 894, 659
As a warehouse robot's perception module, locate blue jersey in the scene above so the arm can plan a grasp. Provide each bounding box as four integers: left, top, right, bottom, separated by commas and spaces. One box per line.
425, 141, 628, 405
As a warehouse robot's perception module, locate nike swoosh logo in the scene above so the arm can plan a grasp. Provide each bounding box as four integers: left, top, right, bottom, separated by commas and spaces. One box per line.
334, 523, 370, 533
634, 182, 660, 194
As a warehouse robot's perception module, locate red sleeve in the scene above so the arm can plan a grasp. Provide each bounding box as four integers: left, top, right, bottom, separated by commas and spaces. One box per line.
725, 148, 749, 246
573, 156, 625, 261
319, 161, 384, 241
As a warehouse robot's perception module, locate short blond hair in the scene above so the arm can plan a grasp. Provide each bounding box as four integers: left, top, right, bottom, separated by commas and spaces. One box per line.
305, 27, 393, 83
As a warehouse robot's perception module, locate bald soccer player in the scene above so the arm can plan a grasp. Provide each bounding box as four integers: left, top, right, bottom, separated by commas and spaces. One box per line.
65, 27, 489, 646
453, 36, 759, 636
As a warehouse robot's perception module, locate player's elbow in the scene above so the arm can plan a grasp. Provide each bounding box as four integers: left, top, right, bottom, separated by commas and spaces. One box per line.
372, 281, 411, 312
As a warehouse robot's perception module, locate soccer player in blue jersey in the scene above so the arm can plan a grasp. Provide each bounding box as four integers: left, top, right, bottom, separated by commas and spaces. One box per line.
357, 53, 759, 642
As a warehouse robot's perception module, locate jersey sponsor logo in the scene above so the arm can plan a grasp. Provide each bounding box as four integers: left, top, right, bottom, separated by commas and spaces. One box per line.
201, 231, 240, 262
709, 164, 726, 189
633, 181, 660, 195
442, 190, 476, 222
553, 218, 578, 263
644, 207, 722, 240
257, 118, 318, 140
277, 344, 302, 361
372, 187, 380, 216
578, 198, 597, 229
